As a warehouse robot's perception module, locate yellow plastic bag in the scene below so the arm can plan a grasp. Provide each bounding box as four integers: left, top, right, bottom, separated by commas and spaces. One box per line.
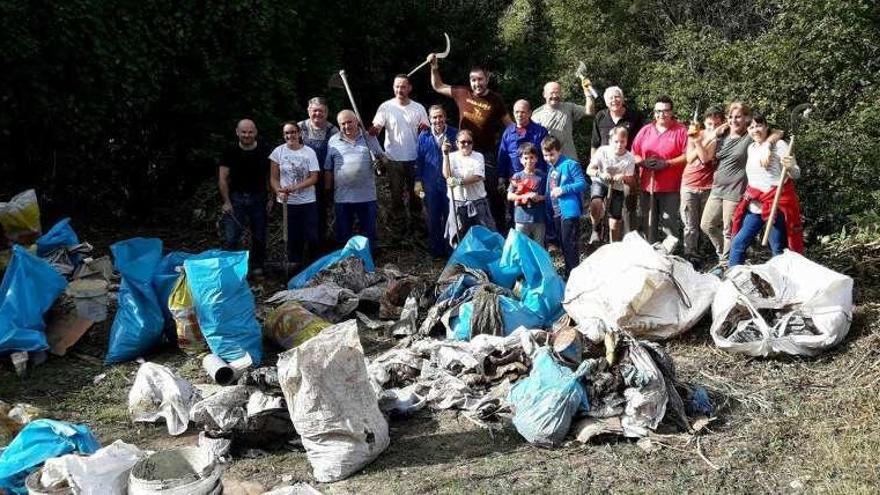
0, 189, 41, 244
168, 271, 206, 354
264, 300, 330, 350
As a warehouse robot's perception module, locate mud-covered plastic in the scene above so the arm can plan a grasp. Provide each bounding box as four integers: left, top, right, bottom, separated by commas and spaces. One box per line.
184, 250, 263, 366
287, 235, 374, 289
105, 238, 165, 363
278, 320, 389, 482
0, 419, 100, 495
0, 245, 67, 355
710, 250, 854, 357
507, 348, 590, 447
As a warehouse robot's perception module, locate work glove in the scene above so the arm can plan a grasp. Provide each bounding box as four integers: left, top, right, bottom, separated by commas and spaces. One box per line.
414, 181, 425, 198
642, 157, 669, 171
446, 177, 462, 188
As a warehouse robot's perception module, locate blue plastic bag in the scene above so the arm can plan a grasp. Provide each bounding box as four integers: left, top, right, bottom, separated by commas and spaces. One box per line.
445, 229, 565, 341
185, 250, 263, 365
35, 218, 79, 258
0, 419, 100, 495
0, 246, 67, 355
287, 236, 374, 289
105, 237, 165, 363
507, 348, 590, 446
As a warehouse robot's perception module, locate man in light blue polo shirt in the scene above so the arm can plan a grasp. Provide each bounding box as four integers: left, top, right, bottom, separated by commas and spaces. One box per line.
325, 109, 386, 250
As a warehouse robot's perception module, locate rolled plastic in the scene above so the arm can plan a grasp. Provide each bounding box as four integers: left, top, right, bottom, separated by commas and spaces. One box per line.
202, 354, 235, 386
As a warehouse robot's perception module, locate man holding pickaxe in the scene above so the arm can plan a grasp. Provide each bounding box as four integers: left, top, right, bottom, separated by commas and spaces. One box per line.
426, 54, 512, 233
533, 80, 595, 161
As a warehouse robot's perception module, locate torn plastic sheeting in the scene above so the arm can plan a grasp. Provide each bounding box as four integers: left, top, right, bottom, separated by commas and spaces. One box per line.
190, 385, 250, 432
287, 235, 375, 289
185, 250, 263, 366
444, 226, 513, 287
38, 440, 148, 495
563, 232, 720, 341
105, 237, 165, 363
710, 250, 854, 357
35, 218, 79, 258
128, 362, 199, 436
0, 419, 100, 495
498, 230, 565, 325
0, 245, 67, 355
507, 347, 590, 447
278, 320, 389, 483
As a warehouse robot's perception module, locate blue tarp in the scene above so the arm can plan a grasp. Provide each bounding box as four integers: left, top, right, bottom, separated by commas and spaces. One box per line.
287, 236, 374, 289
0, 419, 100, 495
507, 348, 590, 446
35, 218, 79, 257
0, 246, 67, 355
446, 228, 565, 340
105, 237, 165, 363
185, 250, 263, 365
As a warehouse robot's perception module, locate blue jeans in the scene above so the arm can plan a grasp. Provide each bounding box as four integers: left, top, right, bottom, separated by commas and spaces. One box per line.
221, 191, 267, 268
729, 211, 786, 266
554, 216, 580, 278
424, 187, 450, 257
285, 202, 319, 263
335, 201, 378, 249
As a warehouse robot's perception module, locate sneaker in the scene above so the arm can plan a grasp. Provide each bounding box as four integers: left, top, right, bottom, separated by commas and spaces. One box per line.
589, 230, 601, 245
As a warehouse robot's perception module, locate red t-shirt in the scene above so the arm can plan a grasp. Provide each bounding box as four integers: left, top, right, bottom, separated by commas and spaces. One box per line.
632, 120, 688, 193
451, 86, 508, 155
682, 154, 716, 191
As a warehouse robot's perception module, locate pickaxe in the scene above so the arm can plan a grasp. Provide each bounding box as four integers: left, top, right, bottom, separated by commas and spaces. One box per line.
761, 103, 812, 246
407, 33, 451, 77
575, 61, 599, 98
328, 69, 385, 175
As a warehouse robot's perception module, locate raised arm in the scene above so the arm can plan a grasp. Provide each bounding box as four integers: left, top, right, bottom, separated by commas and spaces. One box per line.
428, 54, 452, 97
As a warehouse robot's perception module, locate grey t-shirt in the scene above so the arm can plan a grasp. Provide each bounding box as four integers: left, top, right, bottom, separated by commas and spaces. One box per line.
532, 102, 587, 160
711, 133, 753, 202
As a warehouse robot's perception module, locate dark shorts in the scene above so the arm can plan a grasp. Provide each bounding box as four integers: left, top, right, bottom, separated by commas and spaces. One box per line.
590, 182, 625, 220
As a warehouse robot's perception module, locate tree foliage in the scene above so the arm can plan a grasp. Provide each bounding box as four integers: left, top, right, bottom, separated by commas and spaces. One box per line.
0, 0, 876, 235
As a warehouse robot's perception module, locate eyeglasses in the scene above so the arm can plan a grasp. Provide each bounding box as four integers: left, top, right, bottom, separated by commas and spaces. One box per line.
654, 108, 672, 114
458, 140, 473, 145
284, 130, 300, 135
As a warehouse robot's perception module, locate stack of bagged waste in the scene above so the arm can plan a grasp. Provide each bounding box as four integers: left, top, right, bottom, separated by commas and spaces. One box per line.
563, 232, 720, 341
710, 250, 854, 357
418, 226, 564, 341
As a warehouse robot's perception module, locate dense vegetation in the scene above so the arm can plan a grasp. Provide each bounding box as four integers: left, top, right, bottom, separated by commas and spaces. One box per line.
1, 0, 877, 236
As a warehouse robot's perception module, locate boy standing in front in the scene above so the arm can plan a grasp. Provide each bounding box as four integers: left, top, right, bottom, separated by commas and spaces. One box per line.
543, 136, 587, 278
507, 143, 546, 245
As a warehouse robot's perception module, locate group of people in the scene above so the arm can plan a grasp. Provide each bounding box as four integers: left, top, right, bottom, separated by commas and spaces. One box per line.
218, 55, 804, 278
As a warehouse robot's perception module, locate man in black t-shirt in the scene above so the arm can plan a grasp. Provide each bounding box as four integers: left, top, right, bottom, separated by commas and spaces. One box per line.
218, 118, 272, 274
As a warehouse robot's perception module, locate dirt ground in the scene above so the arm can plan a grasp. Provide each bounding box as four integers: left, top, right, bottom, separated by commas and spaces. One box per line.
1, 211, 879, 494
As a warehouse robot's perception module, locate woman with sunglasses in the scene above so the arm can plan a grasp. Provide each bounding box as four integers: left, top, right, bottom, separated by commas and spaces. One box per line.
270, 121, 321, 270
442, 129, 497, 244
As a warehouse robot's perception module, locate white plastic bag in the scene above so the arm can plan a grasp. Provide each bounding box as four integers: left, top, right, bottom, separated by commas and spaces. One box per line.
710, 251, 853, 356
278, 320, 389, 482
128, 362, 199, 435
40, 440, 148, 495
563, 232, 719, 340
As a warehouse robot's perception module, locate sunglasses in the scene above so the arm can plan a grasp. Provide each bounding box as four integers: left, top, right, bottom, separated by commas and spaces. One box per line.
458, 140, 473, 145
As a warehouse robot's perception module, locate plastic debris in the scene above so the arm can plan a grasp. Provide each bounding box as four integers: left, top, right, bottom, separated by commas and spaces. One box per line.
710, 250, 854, 356
128, 362, 199, 436
34, 440, 148, 495
0, 189, 41, 244
263, 301, 331, 350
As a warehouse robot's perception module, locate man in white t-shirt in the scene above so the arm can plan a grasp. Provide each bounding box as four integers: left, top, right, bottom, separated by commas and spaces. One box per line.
370, 74, 429, 240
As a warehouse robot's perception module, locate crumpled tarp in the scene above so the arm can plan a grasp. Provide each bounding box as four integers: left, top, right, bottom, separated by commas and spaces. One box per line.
710, 250, 854, 357
563, 232, 720, 341
423, 227, 565, 341
128, 362, 199, 436
0, 245, 67, 355
0, 419, 100, 495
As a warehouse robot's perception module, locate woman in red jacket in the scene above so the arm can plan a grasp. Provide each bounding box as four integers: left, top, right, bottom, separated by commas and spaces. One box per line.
729, 112, 803, 266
